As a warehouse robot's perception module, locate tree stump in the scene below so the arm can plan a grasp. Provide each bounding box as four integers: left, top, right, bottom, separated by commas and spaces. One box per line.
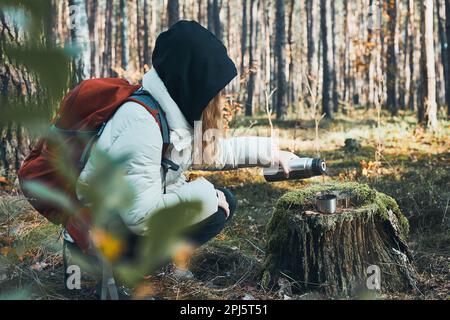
262, 182, 418, 297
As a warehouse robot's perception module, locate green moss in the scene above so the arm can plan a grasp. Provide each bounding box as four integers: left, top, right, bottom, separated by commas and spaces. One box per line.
275, 182, 376, 209
265, 182, 410, 256
373, 192, 409, 235
267, 182, 376, 241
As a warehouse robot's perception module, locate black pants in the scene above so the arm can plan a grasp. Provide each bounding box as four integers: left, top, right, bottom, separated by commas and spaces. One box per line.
65, 187, 238, 260
124, 187, 237, 259
182, 187, 237, 246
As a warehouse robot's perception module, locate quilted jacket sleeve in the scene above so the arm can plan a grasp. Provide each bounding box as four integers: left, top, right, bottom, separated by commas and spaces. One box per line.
193, 136, 278, 171
77, 102, 218, 235
217, 136, 278, 169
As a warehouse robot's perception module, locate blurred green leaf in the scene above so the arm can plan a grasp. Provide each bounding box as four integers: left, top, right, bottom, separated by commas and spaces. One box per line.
114, 201, 202, 286
4, 43, 71, 98
0, 99, 55, 126
0, 0, 53, 43
22, 181, 76, 214
0, 0, 72, 127
76, 148, 135, 231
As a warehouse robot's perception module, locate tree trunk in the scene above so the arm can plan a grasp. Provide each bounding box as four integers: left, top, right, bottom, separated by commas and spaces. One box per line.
245, 0, 257, 116
102, 0, 113, 77
143, 0, 150, 67
366, 0, 375, 109
240, 0, 248, 76
136, 0, 142, 70
320, 0, 332, 118
198, 0, 203, 24
400, 0, 409, 110
331, 0, 338, 113
88, 0, 98, 77
119, 0, 129, 70
263, 0, 272, 95
212, 0, 223, 41
167, 0, 180, 28
306, 0, 319, 103
226, 0, 232, 50
437, 0, 448, 114
408, 0, 416, 111
386, 0, 397, 116
68, 0, 91, 81
0, 11, 33, 178
444, 0, 450, 117
342, 0, 350, 110
263, 183, 418, 297
287, 0, 295, 111
274, 0, 287, 119
420, 0, 439, 129
207, 0, 214, 32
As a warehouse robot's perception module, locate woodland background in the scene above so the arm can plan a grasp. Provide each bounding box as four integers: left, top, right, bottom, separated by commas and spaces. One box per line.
1, 0, 450, 176
0, 0, 449, 300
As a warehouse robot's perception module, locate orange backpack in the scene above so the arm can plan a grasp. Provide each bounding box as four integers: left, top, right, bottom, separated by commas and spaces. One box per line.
18, 78, 171, 252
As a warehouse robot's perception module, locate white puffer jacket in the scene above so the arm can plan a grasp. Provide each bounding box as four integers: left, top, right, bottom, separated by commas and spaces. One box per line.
76, 69, 277, 235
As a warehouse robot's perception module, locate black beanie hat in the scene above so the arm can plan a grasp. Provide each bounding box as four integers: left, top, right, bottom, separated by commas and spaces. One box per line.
152, 20, 237, 127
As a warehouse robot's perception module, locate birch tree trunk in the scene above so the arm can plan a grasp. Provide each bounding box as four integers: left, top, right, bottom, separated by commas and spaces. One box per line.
68, 0, 91, 81
421, 0, 439, 130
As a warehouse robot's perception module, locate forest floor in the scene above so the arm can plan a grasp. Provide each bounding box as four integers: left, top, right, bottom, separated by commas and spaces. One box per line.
0, 108, 449, 300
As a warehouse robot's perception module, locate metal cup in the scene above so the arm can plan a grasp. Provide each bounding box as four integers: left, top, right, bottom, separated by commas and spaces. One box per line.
316, 194, 337, 214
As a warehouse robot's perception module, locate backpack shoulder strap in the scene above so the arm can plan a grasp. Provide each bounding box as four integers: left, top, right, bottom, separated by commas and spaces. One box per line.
127, 88, 179, 194
127, 88, 170, 148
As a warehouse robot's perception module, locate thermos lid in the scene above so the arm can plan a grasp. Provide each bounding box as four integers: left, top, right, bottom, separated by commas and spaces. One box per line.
311, 158, 327, 175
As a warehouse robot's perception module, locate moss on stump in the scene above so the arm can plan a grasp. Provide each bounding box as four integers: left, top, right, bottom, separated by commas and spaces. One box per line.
262, 182, 418, 297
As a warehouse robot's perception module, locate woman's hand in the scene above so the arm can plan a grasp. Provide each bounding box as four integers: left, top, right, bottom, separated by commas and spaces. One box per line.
216, 189, 230, 219
273, 150, 299, 178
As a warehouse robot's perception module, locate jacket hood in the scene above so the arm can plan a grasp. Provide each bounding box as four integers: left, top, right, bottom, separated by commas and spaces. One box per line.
152, 20, 237, 127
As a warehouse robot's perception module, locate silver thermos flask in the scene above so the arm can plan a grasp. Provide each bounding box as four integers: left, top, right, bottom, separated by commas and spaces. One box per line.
263, 157, 327, 182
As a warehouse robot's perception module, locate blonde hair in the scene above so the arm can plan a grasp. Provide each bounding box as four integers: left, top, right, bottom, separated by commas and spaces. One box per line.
200, 92, 224, 165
